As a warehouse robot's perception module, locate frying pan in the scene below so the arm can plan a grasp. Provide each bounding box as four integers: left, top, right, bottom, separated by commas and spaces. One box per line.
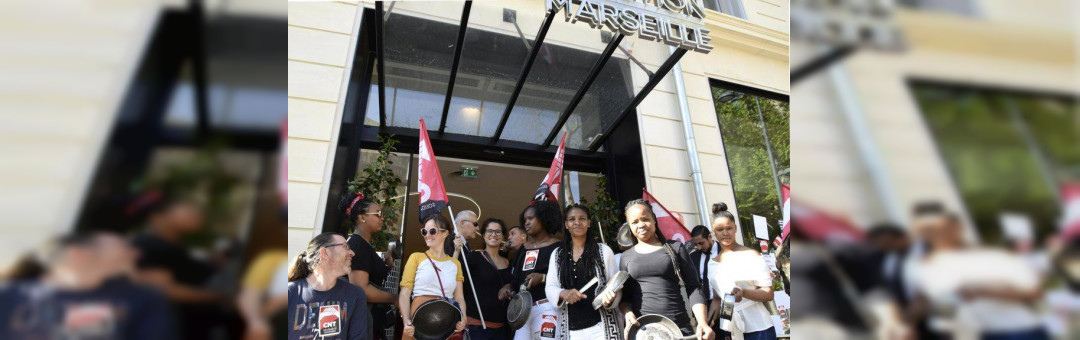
506, 279, 533, 330
627, 314, 696, 340
411, 299, 461, 340
592, 271, 629, 310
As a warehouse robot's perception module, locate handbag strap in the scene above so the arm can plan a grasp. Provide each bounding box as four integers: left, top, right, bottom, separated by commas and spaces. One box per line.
423, 252, 449, 299
662, 244, 686, 290
478, 250, 506, 287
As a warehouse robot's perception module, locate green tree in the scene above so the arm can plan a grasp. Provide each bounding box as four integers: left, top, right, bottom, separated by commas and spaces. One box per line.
346, 134, 404, 251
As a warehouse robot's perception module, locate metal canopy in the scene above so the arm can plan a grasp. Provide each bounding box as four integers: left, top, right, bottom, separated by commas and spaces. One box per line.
490, 8, 557, 142
371, 3, 692, 153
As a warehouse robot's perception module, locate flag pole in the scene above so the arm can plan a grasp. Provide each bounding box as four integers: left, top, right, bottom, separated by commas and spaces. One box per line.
447, 204, 486, 328
596, 220, 605, 244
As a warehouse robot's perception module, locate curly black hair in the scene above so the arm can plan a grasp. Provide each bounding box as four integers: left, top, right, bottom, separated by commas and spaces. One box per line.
481, 218, 508, 240
624, 199, 665, 242
338, 191, 375, 232
522, 200, 563, 236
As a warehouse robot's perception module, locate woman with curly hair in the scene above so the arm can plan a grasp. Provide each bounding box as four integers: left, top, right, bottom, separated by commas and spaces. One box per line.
498, 200, 563, 339
618, 199, 713, 340
544, 203, 621, 339
339, 191, 397, 339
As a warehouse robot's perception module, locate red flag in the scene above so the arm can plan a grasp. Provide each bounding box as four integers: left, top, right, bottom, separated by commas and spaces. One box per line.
790, 201, 864, 242
642, 189, 692, 243
533, 132, 566, 203
418, 119, 449, 222
780, 184, 790, 241
1059, 182, 1080, 240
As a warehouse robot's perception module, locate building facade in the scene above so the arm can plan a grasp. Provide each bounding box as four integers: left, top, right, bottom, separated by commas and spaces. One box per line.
792, 0, 1077, 242
287, 0, 790, 257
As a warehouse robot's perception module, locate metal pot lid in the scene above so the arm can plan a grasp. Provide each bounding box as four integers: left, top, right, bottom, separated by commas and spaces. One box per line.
628, 314, 688, 340
411, 299, 460, 340
617, 223, 636, 248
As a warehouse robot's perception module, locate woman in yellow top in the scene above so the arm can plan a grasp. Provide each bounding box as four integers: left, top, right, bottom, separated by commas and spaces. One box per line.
399, 214, 467, 339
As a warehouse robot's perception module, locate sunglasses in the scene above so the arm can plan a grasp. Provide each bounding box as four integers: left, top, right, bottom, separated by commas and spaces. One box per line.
420, 228, 447, 236
364, 211, 383, 218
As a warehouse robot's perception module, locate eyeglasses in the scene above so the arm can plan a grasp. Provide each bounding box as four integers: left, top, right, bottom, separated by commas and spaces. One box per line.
322, 243, 347, 249
484, 230, 503, 235
420, 228, 447, 236
364, 211, 383, 218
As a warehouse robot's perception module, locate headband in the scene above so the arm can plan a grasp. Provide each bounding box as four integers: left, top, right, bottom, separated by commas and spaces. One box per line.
345, 192, 365, 216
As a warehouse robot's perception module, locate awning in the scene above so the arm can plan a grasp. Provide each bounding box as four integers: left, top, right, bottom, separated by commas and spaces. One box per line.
370, 0, 687, 152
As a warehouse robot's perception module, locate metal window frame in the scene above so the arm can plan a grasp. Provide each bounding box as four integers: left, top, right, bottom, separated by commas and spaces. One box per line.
438, 0, 473, 135
490, 9, 557, 142
541, 34, 625, 148
587, 48, 689, 151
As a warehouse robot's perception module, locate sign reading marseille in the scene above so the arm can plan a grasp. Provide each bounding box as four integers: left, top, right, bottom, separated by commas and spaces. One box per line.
546, 0, 713, 53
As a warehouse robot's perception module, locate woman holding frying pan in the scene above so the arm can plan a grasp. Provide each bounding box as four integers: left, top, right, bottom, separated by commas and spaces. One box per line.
618, 199, 714, 340
399, 214, 467, 340
499, 200, 563, 339
544, 203, 622, 339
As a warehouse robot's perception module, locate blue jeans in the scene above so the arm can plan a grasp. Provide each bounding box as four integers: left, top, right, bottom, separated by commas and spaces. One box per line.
982, 328, 1049, 340
717, 327, 777, 340
466, 324, 510, 340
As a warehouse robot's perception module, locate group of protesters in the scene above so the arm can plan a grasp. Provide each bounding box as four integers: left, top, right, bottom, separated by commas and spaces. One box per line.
792, 201, 1062, 340
288, 190, 780, 340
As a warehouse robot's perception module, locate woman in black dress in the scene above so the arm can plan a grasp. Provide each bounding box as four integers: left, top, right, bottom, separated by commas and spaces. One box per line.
340, 191, 397, 339
498, 200, 563, 339
618, 199, 714, 340
463, 218, 514, 340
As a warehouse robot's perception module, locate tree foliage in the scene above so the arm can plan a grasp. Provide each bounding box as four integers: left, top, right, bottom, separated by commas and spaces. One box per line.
580, 175, 623, 252
914, 86, 1078, 244
713, 88, 790, 246
346, 134, 404, 251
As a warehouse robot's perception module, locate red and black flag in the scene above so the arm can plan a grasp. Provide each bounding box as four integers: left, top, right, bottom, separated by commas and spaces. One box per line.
533, 132, 566, 203
417, 119, 449, 222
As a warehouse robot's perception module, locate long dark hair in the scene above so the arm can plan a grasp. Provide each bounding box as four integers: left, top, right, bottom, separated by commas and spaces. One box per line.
625, 199, 665, 243
338, 191, 375, 233
288, 232, 341, 281
559, 203, 604, 288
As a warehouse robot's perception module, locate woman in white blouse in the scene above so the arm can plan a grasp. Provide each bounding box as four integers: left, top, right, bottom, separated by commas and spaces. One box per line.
544, 203, 621, 339
706, 203, 775, 340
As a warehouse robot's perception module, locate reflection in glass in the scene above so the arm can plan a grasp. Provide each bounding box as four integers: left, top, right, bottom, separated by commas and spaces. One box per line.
362, 5, 634, 145
713, 87, 789, 244
914, 85, 1078, 244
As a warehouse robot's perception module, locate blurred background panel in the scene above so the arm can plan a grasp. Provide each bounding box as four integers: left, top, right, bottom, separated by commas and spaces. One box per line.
791, 0, 1077, 338
0, 0, 286, 295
